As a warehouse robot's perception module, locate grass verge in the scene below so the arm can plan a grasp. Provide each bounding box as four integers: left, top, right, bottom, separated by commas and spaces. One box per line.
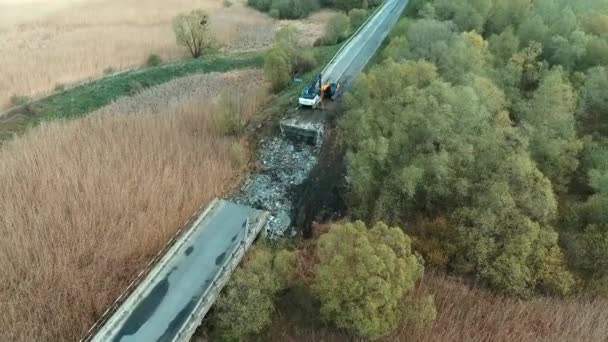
0, 52, 263, 142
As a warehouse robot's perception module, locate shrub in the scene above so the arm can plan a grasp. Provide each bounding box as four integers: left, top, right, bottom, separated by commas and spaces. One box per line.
214, 246, 295, 340
248, 0, 273, 12
293, 49, 317, 74
127, 80, 144, 95
223, 0, 233, 7
321, 13, 351, 45
249, 0, 318, 19
269, 8, 280, 19
229, 143, 248, 168
264, 48, 291, 92
145, 54, 162, 67
312, 221, 435, 339
348, 8, 367, 29
103, 67, 115, 75
54, 83, 66, 92
10, 95, 31, 106
214, 91, 246, 135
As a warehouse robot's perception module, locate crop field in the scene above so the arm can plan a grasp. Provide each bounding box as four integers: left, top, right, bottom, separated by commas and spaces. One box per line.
0, 0, 332, 110
0, 69, 267, 341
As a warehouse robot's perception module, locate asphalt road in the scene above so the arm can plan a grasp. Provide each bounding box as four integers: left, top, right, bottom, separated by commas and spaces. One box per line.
90, 200, 268, 342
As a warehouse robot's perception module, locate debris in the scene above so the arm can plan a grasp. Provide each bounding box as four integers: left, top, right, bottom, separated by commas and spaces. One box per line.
230, 137, 318, 238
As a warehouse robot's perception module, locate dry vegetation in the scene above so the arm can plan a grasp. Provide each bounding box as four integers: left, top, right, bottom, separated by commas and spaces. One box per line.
0, 0, 333, 110
0, 69, 267, 341
268, 272, 608, 342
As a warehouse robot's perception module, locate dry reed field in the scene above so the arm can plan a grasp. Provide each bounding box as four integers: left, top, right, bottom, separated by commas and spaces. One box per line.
0, 69, 267, 341
0, 0, 262, 110
0, 0, 333, 111
268, 272, 608, 342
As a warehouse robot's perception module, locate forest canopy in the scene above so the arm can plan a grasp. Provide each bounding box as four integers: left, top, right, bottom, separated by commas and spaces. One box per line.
340, 0, 608, 296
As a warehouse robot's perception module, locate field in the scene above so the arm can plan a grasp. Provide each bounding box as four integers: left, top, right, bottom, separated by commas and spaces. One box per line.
0, 0, 332, 110
266, 272, 608, 342
0, 69, 267, 341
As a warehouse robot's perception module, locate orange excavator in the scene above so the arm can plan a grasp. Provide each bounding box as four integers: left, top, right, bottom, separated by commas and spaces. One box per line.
298, 73, 340, 108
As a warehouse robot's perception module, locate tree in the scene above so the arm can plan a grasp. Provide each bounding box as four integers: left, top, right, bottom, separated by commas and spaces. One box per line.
172, 10, 215, 58
349, 8, 368, 29
264, 27, 316, 92
264, 48, 291, 92
313, 221, 434, 339
579, 66, 608, 135
486, 0, 532, 35
322, 12, 351, 45
340, 59, 575, 296
406, 19, 456, 67
517, 14, 549, 48
489, 26, 520, 63
519, 67, 582, 192
214, 246, 294, 340
563, 140, 608, 293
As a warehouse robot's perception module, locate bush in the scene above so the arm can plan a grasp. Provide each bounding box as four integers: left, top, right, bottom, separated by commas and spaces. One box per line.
229, 143, 248, 168
248, 0, 273, 12
269, 8, 280, 18
348, 8, 367, 29
54, 83, 66, 92
145, 54, 162, 67
214, 91, 246, 135
103, 67, 115, 75
293, 49, 317, 74
321, 12, 351, 45
127, 80, 144, 96
249, 0, 318, 19
214, 246, 295, 340
264, 48, 291, 92
10, 95, 31, 106
271, 0, 319, 19
223, 0, 233, 7
312, 221, 435, 339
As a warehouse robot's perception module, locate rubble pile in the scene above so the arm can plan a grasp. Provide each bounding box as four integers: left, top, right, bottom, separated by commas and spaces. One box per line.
231, 137, 318, 238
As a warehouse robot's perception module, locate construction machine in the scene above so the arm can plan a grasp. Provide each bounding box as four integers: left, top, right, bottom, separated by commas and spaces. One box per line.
298, 73, 339, 109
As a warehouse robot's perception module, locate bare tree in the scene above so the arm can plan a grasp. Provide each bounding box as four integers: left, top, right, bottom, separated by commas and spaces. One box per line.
172, 9, 215, 58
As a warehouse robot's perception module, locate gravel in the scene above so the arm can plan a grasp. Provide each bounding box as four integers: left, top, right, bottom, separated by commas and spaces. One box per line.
229, 137, 318, 239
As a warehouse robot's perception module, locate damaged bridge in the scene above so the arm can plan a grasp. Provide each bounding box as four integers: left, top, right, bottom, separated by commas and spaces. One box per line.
83, 0, 408, 340
280, 0, 409, 145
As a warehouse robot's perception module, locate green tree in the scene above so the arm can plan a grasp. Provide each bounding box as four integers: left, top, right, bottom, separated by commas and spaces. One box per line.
264, 48, 291, 92
406, 19, 455, 67
486, 0, 532, 35
517, 14, 549, 47
519, 67, 582, 192
214, 246, 294, 340
313, 221, 434, 339
349, 8, 368, 29
583, 36, 608, 67
264, 27, 316, 92
579, 66, 608, 135
172, 10, 215, 58
322, 12, 351, 45
489, 26, 520, 63
563, 140, 608, 291
340, 59, 575, 296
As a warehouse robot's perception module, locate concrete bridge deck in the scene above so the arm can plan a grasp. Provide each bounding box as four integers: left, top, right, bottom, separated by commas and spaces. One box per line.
86, 199, 268, 342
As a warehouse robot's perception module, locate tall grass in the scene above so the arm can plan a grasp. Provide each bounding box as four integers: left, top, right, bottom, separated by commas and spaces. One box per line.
0, 0, 273, 110
265, 272, 608, 341
0, 70, 267, 341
